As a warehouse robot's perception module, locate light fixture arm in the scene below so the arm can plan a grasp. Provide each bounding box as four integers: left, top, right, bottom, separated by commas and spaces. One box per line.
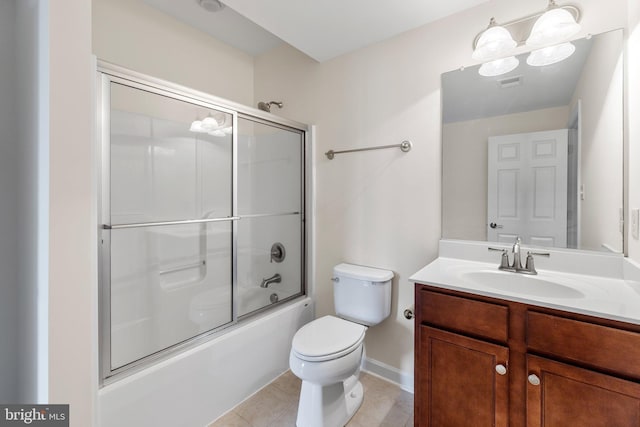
472, 3, 581, 50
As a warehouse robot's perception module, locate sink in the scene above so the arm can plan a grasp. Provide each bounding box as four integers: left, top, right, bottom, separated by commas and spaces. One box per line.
461, 270, 585, 299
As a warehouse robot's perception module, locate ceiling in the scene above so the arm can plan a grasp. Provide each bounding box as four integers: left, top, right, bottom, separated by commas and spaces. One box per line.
144, 0, 490, 62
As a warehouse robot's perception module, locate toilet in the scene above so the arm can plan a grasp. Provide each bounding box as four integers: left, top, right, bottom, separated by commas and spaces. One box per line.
289, 263, 393, 427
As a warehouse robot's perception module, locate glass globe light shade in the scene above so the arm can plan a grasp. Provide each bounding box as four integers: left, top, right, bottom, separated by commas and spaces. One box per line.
526, 42, 576, 67
190, 120, 206, 133
472, 25, 517, 61
526, 8, 581, 47
478, 56, 520, 77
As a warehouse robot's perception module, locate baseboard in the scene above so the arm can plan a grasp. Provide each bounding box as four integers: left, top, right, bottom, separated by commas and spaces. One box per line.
362, 358, 414, 394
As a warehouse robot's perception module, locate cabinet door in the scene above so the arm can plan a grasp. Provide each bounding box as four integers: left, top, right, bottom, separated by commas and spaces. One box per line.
527, 355, 640, 426
416, 326, 509, 427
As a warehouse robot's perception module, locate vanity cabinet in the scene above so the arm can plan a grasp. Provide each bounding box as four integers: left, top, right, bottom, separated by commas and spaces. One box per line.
414, 284, 640, 427
418, 325, 509, 426
526, 355, 640, 426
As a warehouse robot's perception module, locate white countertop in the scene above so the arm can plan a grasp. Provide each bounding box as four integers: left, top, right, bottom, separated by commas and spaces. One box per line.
410, 240, 640, 326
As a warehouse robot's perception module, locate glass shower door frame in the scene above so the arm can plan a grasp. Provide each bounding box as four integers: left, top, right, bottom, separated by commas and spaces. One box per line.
97, 62, 310, 384
236, 113, 307, 319
97, 72, 240, 382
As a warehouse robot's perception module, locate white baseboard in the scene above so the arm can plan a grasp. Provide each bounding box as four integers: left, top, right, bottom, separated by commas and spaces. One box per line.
362, 358, 414, 394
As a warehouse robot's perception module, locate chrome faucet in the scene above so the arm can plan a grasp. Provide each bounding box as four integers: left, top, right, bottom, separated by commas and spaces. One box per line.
488, 236, 549, 275
260, 273, 281, 288
512, 236, 522, 270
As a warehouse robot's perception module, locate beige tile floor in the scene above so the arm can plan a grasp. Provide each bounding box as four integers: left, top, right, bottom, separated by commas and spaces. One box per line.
209, 371, 413, 427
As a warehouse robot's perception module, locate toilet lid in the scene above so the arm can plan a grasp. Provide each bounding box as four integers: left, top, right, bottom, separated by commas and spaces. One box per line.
292, 315, 366, 362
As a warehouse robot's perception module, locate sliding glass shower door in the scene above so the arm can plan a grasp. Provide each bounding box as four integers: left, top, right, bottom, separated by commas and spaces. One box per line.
237, 117, 304, 316
99, 68, 307, 381
104, 82, 236, 372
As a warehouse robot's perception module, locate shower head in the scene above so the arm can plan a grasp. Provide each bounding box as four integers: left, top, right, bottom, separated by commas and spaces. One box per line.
258, 101, 283, 113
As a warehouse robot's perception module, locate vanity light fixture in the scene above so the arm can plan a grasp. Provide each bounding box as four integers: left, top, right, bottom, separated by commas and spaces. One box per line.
472, 18, 517, 62
472, 0, 581, 76
526, 2, 581, 48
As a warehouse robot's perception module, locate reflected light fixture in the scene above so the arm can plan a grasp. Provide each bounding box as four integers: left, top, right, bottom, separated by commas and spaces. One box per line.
526, 42, 576, 66
472, 0, 581, 76
479, 56, 520, 77
190, 114, 229, 137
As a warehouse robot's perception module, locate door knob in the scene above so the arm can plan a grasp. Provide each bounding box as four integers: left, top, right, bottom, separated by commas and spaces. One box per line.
489, 222, 504, 229
528, 374, 541, 386
495, 364, 507, 375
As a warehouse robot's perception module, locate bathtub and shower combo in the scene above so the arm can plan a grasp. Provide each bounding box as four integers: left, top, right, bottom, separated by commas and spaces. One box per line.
96, 62, 312, 426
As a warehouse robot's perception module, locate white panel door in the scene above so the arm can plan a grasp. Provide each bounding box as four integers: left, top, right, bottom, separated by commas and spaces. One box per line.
488, 129, 568, 247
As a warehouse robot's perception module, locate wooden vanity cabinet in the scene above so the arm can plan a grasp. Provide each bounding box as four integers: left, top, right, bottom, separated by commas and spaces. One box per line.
417, 325, 509, 427
526, 355, 640, 426
414, 284, 640, 427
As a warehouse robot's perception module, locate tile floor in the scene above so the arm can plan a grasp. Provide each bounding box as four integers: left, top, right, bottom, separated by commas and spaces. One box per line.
209, 371, 413, 427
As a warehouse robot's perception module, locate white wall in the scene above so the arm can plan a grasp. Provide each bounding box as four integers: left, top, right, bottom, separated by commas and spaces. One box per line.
442, 106, 570, 242
628, 0, 640, 262
254, 0, 629, 380
49, 1, 96, 425
0, 0, 20, 403
571, 30, 624, 252
92, 0, 255, 107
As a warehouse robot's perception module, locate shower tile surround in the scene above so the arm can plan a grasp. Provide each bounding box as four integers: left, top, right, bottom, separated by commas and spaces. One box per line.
209, 371, 413, 427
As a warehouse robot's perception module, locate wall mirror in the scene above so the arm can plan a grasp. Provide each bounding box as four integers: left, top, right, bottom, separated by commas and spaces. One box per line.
441, 29, 624, 254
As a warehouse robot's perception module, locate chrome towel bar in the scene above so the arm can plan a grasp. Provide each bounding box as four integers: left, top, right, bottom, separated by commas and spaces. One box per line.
325, 140, 412, 160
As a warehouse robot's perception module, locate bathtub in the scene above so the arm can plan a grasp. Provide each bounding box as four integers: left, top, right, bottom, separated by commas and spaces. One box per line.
98, 296, 313, 427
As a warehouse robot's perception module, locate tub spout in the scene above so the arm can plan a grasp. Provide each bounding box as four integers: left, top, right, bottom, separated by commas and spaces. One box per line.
260, 273, 281, 288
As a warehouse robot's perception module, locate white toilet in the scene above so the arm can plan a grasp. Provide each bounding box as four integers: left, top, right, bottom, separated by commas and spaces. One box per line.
289, 263, 393, 427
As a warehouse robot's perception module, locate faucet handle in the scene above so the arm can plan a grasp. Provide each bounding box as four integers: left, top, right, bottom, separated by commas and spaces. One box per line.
488, 247, 510, 269
525, 251, 550, 274
528, 251, 550, 257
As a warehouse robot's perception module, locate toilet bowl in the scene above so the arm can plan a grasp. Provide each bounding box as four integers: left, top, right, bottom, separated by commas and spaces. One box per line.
289, 263, 393, 427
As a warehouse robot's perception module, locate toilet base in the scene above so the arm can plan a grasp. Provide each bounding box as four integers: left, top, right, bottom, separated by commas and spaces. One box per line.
296, 374, 364, 427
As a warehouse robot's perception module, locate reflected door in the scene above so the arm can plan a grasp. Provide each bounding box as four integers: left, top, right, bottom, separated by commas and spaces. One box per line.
487, 129, 568, 247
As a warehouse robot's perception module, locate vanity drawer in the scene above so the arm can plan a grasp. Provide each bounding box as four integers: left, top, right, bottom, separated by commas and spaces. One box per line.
416, 286, 509, 343
527, 311, 640, 379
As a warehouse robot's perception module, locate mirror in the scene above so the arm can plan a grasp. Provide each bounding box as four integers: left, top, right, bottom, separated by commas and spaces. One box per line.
442, 29, 624, 254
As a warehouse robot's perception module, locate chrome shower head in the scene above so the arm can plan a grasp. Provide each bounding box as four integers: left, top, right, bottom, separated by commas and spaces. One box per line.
258, 101, 283, 113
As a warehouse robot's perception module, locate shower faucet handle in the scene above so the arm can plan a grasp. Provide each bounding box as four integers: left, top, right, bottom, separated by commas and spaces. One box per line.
270, 242, 286, 263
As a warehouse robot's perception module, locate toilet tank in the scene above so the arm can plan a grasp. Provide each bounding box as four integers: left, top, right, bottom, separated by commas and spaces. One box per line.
333, 263, 394, 326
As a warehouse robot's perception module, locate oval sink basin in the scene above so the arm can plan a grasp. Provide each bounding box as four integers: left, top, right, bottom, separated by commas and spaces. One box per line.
461, 271, 585, 299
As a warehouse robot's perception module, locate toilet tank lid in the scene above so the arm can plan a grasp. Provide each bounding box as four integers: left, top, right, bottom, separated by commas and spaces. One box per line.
334, 263, 394, 282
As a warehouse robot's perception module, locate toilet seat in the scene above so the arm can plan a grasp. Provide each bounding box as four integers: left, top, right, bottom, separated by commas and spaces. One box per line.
292, 315, 366, 362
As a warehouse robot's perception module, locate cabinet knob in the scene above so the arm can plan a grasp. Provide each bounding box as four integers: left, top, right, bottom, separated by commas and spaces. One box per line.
495, 364, 507, 375
528, 374, 541, 386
